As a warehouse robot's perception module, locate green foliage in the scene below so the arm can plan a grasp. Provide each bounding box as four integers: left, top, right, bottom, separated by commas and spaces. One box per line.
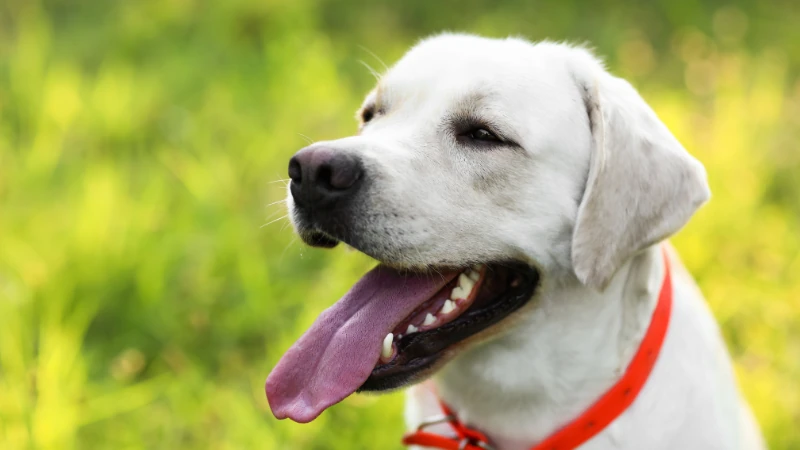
0, 0, 798, 448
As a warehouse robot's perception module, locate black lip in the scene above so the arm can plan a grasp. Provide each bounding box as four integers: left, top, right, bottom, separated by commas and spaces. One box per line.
357, 262, 540, 392
294, 207, 358, 249
301, 230, 339, 248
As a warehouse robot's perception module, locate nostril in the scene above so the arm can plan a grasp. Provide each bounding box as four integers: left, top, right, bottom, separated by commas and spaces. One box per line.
288, 157, 302, 183
316, 165, 334, 189
327, 154, 362, 190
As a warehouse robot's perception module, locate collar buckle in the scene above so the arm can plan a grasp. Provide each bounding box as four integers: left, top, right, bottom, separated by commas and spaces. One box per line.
413, 413, 496, 450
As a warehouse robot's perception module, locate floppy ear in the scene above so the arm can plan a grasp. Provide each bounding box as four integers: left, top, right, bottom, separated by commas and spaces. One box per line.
571, 71, 710, 290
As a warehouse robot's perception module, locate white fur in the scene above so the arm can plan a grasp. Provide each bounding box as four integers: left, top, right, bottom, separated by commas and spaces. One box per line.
406, 245, 763, 449
288, 34, 764, 449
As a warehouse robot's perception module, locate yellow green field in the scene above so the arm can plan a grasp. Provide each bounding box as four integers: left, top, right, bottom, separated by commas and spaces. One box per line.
1, 1, 798, 448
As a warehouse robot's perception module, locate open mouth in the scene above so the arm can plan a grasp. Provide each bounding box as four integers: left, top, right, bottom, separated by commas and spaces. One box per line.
360, 262, 539, 391
265, 260, 539, 423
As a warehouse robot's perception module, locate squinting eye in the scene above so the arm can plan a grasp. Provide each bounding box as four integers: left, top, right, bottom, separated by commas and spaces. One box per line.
467, 128, 500, 142
361, 107, 375, 123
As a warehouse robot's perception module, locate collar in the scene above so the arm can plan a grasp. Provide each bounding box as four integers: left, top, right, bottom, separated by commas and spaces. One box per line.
402, 247, 673, 450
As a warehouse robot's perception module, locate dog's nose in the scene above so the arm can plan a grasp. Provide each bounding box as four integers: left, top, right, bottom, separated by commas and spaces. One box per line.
288, 146, 364, 208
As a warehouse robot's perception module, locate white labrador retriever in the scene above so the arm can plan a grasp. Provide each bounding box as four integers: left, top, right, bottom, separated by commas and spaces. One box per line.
266, 34, 765, 449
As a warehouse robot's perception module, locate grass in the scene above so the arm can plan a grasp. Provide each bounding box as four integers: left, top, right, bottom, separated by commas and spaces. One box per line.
0, 0, 798, 448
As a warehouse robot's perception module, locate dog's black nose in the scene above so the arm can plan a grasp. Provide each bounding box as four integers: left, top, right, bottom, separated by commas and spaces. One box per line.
288, 146, 363, 208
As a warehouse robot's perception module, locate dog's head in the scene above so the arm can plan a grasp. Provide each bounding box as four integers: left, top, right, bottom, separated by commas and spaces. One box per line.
267, 34, 709, 422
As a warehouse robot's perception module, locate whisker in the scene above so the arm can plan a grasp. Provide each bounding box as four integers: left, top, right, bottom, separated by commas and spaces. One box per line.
265, 198, 288, 210
280, 236, 300, 261
358, 45, 389, 71
266, 178, 290, 185
358, 60, 382, 82
260, 214, 289, 228
431, 266, 446, 282
264, 207, 288, 223
279, 220, 293, 232
297, 133, 315, 145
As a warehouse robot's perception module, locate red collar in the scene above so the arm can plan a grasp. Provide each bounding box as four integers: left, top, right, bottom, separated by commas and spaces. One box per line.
402, 248, 673, 450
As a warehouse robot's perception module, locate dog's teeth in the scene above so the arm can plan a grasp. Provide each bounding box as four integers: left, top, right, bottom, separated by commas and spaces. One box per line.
423, 313, 436, 326
406, 324, 418, 334
458, 273, 475, 293
466, 269, 480, 282
450, 286, 467, 300
381, 333, 394, 360
441, 299, 456, 315
381, 333, 394, 359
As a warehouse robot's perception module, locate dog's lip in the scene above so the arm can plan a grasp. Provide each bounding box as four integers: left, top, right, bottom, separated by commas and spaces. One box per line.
358, 261, 540, 392
301, 229, 339, 248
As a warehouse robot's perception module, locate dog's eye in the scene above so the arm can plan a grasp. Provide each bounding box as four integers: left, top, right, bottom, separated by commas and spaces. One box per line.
361, 106, 375, 123
466, 128, 500, 142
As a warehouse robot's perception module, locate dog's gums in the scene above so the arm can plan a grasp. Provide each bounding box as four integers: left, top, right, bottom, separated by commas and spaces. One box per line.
359, 262, 539, 392
378, 265, 485, 363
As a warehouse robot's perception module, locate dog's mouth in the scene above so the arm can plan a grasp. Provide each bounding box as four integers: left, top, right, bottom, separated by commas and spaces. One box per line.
360, 262, 539, 391
265, 259, 539, 423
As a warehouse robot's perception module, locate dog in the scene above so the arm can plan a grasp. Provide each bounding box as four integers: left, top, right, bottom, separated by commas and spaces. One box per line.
266, 34, 765, 449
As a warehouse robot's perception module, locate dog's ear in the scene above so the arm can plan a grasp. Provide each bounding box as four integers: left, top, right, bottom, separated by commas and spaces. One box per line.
571, 67, 710, 290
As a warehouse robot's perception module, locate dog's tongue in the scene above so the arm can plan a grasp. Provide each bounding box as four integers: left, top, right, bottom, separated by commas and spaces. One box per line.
266, 264, 456, 423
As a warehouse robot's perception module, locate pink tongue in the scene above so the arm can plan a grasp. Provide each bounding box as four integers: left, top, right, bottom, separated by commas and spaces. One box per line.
265, 264, 457, 423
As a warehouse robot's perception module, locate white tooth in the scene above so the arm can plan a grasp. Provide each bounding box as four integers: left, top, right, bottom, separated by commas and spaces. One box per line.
467, 269, 480, 282
441, 299, 456, 315
382, 333, 393, 359
423, 313, 436, 326
450, 286, 467, 300
459, 273, 475, 293
406, 324, 418, 334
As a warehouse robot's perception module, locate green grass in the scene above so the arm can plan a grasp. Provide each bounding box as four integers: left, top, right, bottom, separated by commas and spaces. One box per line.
1, 0, 798, 448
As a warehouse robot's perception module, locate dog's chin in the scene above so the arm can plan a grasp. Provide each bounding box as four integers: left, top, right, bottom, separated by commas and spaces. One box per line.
358, 261, 540, 393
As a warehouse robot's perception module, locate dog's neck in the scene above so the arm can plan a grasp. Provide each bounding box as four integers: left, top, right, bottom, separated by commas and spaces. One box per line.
434, 245, 665, 447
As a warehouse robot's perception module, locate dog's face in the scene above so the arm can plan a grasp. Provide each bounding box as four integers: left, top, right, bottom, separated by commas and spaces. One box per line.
290, 36, 591, 274
267, 34, 709, 423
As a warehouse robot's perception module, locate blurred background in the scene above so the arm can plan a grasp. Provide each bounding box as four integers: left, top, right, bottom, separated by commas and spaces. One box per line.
1, 0, 798, 448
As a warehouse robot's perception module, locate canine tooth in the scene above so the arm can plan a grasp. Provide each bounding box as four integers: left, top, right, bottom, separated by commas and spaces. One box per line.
381, 333, 393, 360
450, 286, 467, 300
459, 274, 475, 293
406, 324, 418, 334
467, 269, 480, 282
441, 299, 456, 315
423, 313, 436, 326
